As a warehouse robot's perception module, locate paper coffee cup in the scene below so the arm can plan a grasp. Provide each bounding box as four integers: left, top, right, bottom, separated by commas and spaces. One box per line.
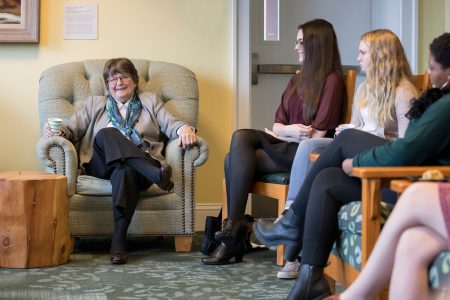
338, 123, 356, 131
48, 117, 63, 136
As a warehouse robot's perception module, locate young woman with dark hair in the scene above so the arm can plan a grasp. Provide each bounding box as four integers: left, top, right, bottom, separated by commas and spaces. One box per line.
202, 19, 345, 265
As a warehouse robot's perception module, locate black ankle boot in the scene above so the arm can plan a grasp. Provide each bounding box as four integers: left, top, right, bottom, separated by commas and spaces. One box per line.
214, 218, 232, 242
201, 240, 244, 265
215, 214, 254, 246
287, 264, 331, 300
253, 208, 304, 261
201, 218, 245, 265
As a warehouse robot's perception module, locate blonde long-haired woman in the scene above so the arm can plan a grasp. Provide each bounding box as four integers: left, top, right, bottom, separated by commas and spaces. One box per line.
350, 29, 418, 139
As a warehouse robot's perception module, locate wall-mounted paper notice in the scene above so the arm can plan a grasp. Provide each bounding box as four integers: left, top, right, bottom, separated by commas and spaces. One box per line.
64, 4, 98, 40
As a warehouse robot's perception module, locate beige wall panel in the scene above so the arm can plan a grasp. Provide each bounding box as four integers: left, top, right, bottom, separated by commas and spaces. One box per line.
418, 0, 445, 72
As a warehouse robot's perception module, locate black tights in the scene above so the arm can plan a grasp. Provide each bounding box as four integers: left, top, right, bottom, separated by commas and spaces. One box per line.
288, 129, 388, 266
225, 129, 297, 220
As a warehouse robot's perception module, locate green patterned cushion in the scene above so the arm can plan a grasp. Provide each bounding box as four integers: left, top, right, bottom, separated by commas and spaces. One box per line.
338, 201, 393, 234
429, 251, 450, 291
256, 173, 290, 185
335, 201, 450, 291
332, 231, 361, 269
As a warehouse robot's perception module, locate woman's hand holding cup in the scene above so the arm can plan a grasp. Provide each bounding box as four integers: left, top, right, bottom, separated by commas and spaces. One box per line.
44, 118, 63, 137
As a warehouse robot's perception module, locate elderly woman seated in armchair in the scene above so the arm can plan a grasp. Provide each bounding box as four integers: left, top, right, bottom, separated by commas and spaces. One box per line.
42, 58, 197, 265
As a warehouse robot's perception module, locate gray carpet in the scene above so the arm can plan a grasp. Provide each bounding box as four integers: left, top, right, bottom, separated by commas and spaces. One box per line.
0, 233, 296, 299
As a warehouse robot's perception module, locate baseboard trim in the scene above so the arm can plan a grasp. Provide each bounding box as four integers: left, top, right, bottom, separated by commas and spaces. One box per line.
195, 203, 221, 232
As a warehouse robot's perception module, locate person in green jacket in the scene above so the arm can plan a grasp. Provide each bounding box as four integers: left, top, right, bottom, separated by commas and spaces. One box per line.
253, 32, 450, 300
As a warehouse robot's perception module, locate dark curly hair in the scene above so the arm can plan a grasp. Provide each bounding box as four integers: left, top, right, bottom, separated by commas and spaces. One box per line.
430, 32, 450, 69
406, 87, 450, 119
406, 33, 450, 120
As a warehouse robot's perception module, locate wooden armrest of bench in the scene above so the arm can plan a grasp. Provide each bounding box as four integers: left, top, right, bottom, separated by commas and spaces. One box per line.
352, 166, 450, 178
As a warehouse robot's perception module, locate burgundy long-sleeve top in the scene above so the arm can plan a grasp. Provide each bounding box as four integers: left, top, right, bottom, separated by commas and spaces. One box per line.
274, 71, 345, 131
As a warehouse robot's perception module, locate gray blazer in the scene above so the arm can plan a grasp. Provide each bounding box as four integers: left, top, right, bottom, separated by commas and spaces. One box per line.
61, 92, 188, 166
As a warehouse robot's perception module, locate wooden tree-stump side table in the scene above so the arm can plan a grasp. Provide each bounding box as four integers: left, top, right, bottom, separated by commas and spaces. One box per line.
0, 171, 73, 268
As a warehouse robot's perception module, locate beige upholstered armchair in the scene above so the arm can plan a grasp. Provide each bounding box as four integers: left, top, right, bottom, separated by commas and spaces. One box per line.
36, 59, 208, 252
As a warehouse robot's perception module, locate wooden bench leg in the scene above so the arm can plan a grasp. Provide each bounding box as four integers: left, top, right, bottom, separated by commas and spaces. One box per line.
175, 236, 192, 252
276, 245, 285, 266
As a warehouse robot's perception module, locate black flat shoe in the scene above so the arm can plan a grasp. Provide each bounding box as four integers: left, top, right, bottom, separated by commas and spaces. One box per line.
110, 252, 127, 265
158, 164, 174, 191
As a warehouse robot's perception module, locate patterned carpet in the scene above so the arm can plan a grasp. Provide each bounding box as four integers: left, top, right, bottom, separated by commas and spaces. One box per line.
0, 234, 295, 299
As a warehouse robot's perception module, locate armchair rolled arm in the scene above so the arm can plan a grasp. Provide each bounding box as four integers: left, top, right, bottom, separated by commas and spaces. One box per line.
192, 136, 209, 167
35, 136, 78, 196
165, 136, 208, 167
165, 135, 208, 195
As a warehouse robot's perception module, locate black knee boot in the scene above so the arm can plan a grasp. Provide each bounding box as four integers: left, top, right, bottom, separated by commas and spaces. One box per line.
200, 215, 222, 255
201, 218, 246, 265
287, 264, 331, 300
253, 208, 304, 261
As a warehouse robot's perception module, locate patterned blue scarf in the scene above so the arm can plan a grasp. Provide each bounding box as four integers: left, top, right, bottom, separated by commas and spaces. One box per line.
106, 94, 143, 146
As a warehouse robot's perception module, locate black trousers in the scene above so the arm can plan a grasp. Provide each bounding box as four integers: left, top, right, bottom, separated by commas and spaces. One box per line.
289, 129, 388, 266
225, 129, 298, 219
84, 128, 160, 222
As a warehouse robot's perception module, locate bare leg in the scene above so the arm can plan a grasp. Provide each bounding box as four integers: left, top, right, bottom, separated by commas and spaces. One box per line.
340, 182, 448, 300
390, 227, 447, 300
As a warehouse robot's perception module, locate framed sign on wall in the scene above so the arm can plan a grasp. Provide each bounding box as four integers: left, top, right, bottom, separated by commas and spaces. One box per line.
0, 0, 39, 43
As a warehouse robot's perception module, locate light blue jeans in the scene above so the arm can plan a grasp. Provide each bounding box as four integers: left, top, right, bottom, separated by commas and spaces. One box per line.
284, 138, 333, 209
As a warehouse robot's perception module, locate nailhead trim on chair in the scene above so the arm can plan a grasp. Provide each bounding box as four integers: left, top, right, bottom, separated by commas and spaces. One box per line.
180, 146, 200, 235
181, 148, 186, 233
189, 147, 200, 234
46, 144, 66, 175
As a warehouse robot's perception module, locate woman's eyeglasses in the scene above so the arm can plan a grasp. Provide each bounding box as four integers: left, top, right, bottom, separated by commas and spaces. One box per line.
108, 75, 130, 84
295, 39, 304, 46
